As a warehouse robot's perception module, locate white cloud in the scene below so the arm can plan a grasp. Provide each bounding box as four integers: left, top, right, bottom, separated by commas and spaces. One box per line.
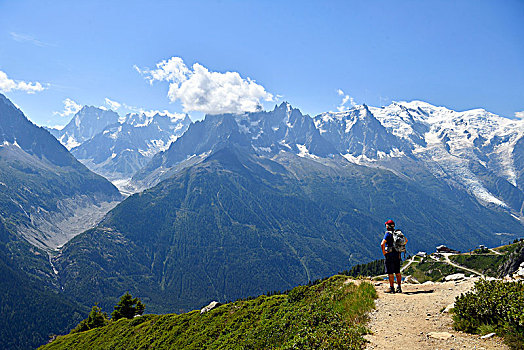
0, 70, 46, 94
105, 98, 121, 111
515, 111, 524, 119
336, 89, 357, 112
54, 98, 82, 117
142, 109, 186, 120
10, 32, 52, 47
136, 57, 274, 114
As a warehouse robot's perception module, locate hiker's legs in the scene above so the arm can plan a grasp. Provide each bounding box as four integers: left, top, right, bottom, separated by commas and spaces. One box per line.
395, 273, 401, 287
388, 274, 395, 287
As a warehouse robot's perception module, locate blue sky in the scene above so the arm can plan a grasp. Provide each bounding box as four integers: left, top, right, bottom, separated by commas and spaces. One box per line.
0, 0, 523, 127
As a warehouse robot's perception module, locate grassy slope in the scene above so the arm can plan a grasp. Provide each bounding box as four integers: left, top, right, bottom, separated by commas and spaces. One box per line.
449, 254, 506, 277
40, 276, 377, 350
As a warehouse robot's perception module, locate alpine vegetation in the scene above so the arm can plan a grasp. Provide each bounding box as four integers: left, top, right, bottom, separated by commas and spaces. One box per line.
40, 276, 377, 350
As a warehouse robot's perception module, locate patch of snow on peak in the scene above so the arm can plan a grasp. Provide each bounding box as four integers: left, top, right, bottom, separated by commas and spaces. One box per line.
385, 148, 405, 159
370, 104, 426, 141
108, 126, 122, 140
396, 100, 439, 111
237, 123, 250, 134
342, 153, 375, 164
344, 117, 357, 133
62, 136, 80, 150
279, 140, 292, 150
296, 144, 319, 159
254, 146, 272, 153
133, 115, 153, 128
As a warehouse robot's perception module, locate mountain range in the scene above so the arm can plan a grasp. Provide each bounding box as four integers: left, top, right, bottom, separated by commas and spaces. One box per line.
50, 102, 524, 316
50, 107, 191, 187
315, 101, 524, 217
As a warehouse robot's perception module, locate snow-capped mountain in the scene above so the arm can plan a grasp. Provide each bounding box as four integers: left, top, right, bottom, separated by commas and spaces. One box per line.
53, 106, 121, 149
128, 101, 524, 221
236, 101, 337, 158
313, 104, 411, 162
71, 111, 191, 184
0, 93, 121, 249
372, 101, 524, 188
130, 102, 337, 190
318, 101, 524, 217
50, 106, 192, 186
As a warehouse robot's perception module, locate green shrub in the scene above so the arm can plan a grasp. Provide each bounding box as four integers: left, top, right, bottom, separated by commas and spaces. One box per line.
453, 279, 524, 349
287, 285, 309, 303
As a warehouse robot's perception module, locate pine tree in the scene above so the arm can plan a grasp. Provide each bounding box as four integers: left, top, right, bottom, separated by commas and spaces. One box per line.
70, 304, 108, 333
111, 292, 146, 321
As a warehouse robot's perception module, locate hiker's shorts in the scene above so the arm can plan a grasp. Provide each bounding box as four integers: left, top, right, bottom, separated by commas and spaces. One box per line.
384, 252, 401, 274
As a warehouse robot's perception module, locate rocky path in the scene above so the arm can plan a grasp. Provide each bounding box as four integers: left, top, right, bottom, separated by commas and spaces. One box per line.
363, 278, 509, 350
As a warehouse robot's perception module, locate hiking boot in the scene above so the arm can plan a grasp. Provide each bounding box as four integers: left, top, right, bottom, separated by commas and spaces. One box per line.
396, 286, 402, 293
384, 286, 395, 293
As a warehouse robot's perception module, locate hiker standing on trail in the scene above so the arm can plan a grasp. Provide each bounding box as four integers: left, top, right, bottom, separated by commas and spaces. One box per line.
381, 219, 407, 293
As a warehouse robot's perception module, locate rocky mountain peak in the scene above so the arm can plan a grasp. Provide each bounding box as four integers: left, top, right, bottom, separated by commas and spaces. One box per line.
274, 101, 292, 112
56, 106, 121, 149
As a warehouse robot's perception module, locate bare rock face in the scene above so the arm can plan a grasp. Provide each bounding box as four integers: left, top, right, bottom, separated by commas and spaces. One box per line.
514, 262, 524, 279
200, 301, 222, 314
497, 243, 524, 278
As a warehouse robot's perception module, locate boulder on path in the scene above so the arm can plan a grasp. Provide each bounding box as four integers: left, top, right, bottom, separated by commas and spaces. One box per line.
427, 332, 454, 340
200, 301, 222, 314
444, 273, 465, 281
404, 275, 420, 284
480, 332, 496, 339
442, 303, 454, 313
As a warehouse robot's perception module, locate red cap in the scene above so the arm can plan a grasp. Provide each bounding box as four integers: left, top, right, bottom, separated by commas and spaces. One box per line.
385, 219, 395, 226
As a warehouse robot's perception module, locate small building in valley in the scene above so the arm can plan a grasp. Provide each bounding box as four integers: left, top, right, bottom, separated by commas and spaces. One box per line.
436, 245, 459, 253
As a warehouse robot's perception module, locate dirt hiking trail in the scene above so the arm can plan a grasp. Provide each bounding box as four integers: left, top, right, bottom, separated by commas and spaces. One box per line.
364, 278, 509, 350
